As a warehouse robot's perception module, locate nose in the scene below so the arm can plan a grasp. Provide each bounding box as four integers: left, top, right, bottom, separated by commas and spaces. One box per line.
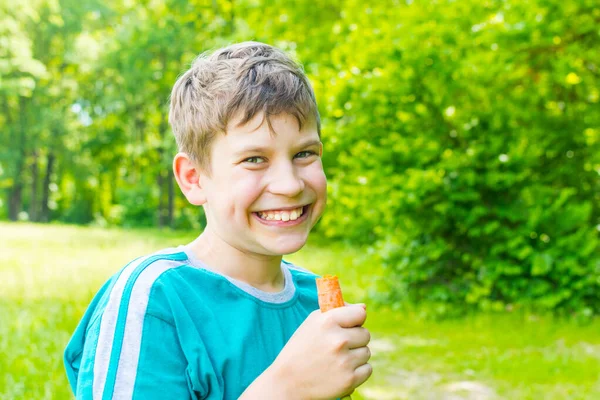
267, 161, 305, 197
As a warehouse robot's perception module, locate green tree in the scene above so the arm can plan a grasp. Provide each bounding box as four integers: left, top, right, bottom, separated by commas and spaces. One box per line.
314, 0, 600, 314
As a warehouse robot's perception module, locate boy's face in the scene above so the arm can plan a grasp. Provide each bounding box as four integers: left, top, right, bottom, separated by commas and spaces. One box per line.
201, 112, 327, 256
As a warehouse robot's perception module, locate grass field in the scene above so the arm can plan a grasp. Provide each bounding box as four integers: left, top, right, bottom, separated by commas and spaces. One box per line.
1, 222, 599, 399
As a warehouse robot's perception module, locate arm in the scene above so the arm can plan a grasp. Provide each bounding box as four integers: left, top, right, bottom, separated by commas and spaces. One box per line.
73, 313, 196, 400
238, 363, 298, 400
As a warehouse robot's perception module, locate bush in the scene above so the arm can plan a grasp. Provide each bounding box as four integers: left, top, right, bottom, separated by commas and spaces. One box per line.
316, 0, 600, 313
116, 185, 158, 228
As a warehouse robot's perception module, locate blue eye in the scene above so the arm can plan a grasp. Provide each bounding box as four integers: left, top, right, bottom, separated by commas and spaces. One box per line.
295, 151, 317, 159
244, 156, 265, 164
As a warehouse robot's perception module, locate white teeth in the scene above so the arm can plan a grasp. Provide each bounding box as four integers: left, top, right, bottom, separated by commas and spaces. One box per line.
257, 206, 305, 221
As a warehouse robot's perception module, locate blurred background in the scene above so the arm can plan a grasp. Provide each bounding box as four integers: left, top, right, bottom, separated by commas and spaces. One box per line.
1, 0, 599, 399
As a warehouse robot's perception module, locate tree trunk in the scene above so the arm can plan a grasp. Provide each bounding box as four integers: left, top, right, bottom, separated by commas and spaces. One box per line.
8, 184, 23, 221
229, 0, 235, 34
157, 169, 165, 228
40, 152, 55, 222
29, 150, 39, 222
157, 102, 170, 228
8, 96, 29, 221
8, 152, 24, 221
167, 170, 174, 228
132, 114, 146, 184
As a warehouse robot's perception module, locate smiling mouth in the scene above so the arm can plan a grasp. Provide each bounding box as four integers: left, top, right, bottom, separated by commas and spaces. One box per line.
253, 205, 309, 222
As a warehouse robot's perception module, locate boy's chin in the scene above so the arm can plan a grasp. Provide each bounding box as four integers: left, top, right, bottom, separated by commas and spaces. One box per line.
262, 236, 308, 255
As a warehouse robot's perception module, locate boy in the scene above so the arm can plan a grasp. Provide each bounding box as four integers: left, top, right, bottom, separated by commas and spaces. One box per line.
64, 42, 372, 399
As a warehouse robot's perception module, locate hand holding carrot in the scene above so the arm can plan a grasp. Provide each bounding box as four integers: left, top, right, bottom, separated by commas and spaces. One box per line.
267, 276, 372, 400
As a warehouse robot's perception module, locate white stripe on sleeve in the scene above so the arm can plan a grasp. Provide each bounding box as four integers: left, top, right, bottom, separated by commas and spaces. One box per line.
93, 256, 182, 399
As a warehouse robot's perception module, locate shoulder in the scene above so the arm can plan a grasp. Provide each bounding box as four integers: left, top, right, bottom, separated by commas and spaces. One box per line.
282, 259, 319, 277
90, 249, 191, 325
113, 248, 190, 298
282, 259, 321, 295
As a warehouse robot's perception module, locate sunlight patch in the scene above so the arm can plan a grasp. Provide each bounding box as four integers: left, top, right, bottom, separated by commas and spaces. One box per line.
443, 380, 496, 399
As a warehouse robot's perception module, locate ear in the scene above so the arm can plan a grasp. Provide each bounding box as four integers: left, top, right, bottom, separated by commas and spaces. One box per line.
318, 142, 323, 157
173, 152, 207, 206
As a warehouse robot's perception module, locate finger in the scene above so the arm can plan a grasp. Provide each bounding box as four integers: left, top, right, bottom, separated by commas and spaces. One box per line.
344, 301, 367, 310
346, 304, 367, 326
340, 391, 354, 399
345, 327, 371, 349
352, 362, 373, 388
328, 305, 367, 328
348, 346, 371, 368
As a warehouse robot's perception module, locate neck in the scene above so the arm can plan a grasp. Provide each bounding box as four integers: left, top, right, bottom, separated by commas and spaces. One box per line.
187, 227, 285, 292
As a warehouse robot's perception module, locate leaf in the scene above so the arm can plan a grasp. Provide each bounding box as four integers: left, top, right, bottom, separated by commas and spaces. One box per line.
531, 253, 553, 276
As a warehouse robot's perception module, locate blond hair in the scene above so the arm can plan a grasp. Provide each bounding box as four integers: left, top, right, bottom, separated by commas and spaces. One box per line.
168, 41, 321, 171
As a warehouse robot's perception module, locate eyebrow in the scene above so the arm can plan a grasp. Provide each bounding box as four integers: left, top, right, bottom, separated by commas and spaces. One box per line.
233, 139, 322, 156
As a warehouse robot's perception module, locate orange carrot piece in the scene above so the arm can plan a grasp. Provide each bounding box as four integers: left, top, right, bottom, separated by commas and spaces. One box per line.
316, 274, 345, 312
316, 275, 352, 399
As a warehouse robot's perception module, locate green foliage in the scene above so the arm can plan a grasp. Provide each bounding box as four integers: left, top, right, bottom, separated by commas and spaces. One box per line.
115, 185, 158, 227
314, 0, 600, 313
0, 0, 599, 313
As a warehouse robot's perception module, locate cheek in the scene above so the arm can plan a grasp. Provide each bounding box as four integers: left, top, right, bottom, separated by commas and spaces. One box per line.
305, 165, 327, 227
230, 169, 265, 209
305, 163, 328, 200
307, 162, 327, 190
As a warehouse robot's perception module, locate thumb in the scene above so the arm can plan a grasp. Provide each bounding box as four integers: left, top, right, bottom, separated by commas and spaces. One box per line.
328, 305, 367, 328
344, 301, 367, 310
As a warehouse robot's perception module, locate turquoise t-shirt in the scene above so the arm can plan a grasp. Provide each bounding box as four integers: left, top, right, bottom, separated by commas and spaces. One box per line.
64, 246, 320, 399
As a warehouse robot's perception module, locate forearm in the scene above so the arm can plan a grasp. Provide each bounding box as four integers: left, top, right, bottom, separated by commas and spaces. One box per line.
238, 363, 300, 400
